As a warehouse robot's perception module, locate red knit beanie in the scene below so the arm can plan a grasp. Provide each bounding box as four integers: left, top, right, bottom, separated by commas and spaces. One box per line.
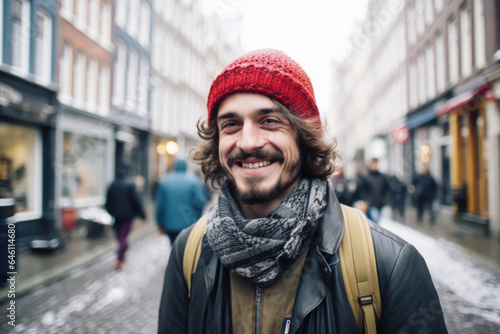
207, 49, 319, 122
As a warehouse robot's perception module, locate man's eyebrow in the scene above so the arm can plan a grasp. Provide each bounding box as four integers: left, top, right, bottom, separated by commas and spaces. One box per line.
217, 107, 283, 122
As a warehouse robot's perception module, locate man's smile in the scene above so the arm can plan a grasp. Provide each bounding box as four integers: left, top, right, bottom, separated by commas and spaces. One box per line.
240, 160, 272, 169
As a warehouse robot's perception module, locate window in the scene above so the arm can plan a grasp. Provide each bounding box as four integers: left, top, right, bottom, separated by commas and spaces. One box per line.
138, 57, 149, 116
425, 43, 436, 99
126, 49, 138, 110
86, 58, 98, 107
115, 0, 127, 28
417, 53, 426, 104
460, 4, 472, 78
415, 0, 425, 37
74, 52, 86, 102
425, 0, 433, 26
0, 123, 42, 221
62, 132, 107, 201
61, 0, 74, 15
435, 33, 446, 93
99, 65, 110, 113
11, 0, 30, 72
447, 17, 459, 85
35, 9, 53, 82
59, 43, 73, 99
89, 0, 99, 32
76, 0, 88, 26
100, 2, 112, 42
435, 0, 444, 14
128, 0, 139, 37
113, 42, 127, 106
139, 2, 151, 47
473, 0, 486, 69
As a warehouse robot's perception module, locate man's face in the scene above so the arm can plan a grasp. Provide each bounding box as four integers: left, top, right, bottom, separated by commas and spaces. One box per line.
217, 93, 302, 204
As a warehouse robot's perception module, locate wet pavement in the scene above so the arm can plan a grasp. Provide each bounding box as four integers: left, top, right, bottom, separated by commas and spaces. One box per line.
1, 205, 499, 333
1, 231, 170, 333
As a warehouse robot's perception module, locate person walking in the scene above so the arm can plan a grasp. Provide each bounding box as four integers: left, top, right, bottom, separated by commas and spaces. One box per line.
388, 174, 407, 221
105, 164, 146, 270
155, 158, 209, 244
411, 166, 438, 224
360, 158, 390, 223
158, 49, 447, 333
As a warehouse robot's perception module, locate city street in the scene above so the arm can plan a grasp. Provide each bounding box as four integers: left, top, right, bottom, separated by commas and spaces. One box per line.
2, 219, 500, 333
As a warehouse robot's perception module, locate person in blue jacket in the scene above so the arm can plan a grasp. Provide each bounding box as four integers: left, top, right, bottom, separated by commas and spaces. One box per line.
155, 158, 209, 244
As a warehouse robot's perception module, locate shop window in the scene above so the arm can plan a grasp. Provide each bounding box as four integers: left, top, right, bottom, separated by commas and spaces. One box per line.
62, 132, 107, 205
0, 123, 41, 220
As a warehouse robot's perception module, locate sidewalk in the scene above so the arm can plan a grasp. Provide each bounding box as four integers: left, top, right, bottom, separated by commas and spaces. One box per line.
385, 205, 500, 275
0, 204, 157, 303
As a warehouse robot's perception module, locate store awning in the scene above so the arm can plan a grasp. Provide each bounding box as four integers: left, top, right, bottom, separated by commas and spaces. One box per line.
436, 83, 491, 117
406, 105, 436, 130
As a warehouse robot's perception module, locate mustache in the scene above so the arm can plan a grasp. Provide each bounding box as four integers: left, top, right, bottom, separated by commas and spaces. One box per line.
227, 149, 284, 167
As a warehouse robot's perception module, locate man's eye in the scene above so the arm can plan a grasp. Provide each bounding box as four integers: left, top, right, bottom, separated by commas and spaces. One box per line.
262, 118, 280, 125
221, 121, 238, 129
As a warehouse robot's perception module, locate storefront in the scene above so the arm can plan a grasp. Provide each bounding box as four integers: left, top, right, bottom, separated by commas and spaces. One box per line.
405, 100, 448, 203
0, 74, 57, 250
56, 107, 114, 229
436, 83, 491, 225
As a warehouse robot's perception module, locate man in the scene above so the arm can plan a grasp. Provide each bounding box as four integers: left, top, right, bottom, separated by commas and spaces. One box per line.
360, 158, 390, 223
158, 49, 447, 333
388, 174, 408, 221
155, 158, 209, 244
411, 166, 438, 224
105, 164, 146, 270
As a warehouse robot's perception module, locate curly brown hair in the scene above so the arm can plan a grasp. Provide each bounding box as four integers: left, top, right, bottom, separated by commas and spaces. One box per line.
190, 99, 340, 188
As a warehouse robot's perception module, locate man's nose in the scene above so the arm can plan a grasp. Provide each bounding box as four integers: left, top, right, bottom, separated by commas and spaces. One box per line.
237, 124, 265, 153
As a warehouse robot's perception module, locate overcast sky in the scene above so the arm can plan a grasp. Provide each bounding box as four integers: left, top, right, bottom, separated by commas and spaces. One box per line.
204, 0, 370, 111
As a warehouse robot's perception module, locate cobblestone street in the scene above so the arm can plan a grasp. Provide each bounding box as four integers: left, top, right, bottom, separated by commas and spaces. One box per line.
1, 233, 170, 334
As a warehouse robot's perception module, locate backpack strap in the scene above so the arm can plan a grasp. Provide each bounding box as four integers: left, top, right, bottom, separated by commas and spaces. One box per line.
339, 204, 382, 334
182, 215, 207, 298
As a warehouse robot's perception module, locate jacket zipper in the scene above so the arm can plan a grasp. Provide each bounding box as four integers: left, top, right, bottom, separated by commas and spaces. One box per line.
255, 287, 262, 334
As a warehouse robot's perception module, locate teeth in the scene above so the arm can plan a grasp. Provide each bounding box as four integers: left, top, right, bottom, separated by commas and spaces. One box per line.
241, 161, 271, 169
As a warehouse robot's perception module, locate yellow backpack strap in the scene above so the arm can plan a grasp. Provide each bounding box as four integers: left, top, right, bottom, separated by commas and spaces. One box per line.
339, 204, 382, 334
182, 215, 208, 298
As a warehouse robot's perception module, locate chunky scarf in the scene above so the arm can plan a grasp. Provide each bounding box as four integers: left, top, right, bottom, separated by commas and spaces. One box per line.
206, 178, 328, 288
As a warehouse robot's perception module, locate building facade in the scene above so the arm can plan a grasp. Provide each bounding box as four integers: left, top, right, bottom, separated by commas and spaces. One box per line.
330, 0, 500, 237
56, 0, 115, 234
112, 0, 152, 196
150, 0, 242, 191
0, 0, 59, 249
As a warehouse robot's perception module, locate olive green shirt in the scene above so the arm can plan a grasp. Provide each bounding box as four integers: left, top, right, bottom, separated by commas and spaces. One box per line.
230, 251, 309, 333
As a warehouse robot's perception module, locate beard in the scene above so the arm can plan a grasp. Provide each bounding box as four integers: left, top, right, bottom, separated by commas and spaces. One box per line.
225, 148, 302, 205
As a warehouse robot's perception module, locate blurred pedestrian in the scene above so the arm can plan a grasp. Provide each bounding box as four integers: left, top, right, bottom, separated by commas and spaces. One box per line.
330, 165, 361, 207
411, 166, 437, 224
155, 158, 209, 245
105, 164, 146, 270
360, 158, 390, 223
388, 174, 407, 221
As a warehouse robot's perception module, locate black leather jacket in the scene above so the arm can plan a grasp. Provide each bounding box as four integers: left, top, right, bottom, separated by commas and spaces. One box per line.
158, 188, 448, 333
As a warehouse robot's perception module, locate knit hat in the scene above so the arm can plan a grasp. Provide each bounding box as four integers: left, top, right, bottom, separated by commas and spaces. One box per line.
207, 49, 319, 122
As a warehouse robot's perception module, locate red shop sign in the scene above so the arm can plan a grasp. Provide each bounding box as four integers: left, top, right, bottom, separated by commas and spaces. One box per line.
392, 125, 410, 143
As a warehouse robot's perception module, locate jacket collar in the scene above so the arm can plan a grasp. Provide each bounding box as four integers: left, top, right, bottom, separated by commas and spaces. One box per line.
315, 183, 345, 256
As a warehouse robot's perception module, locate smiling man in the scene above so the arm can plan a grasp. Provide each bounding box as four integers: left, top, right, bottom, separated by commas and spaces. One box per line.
158, 49, 448, 334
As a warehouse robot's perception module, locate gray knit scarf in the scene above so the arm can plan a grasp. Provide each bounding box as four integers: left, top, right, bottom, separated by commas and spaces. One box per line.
206, 178, 328, 288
